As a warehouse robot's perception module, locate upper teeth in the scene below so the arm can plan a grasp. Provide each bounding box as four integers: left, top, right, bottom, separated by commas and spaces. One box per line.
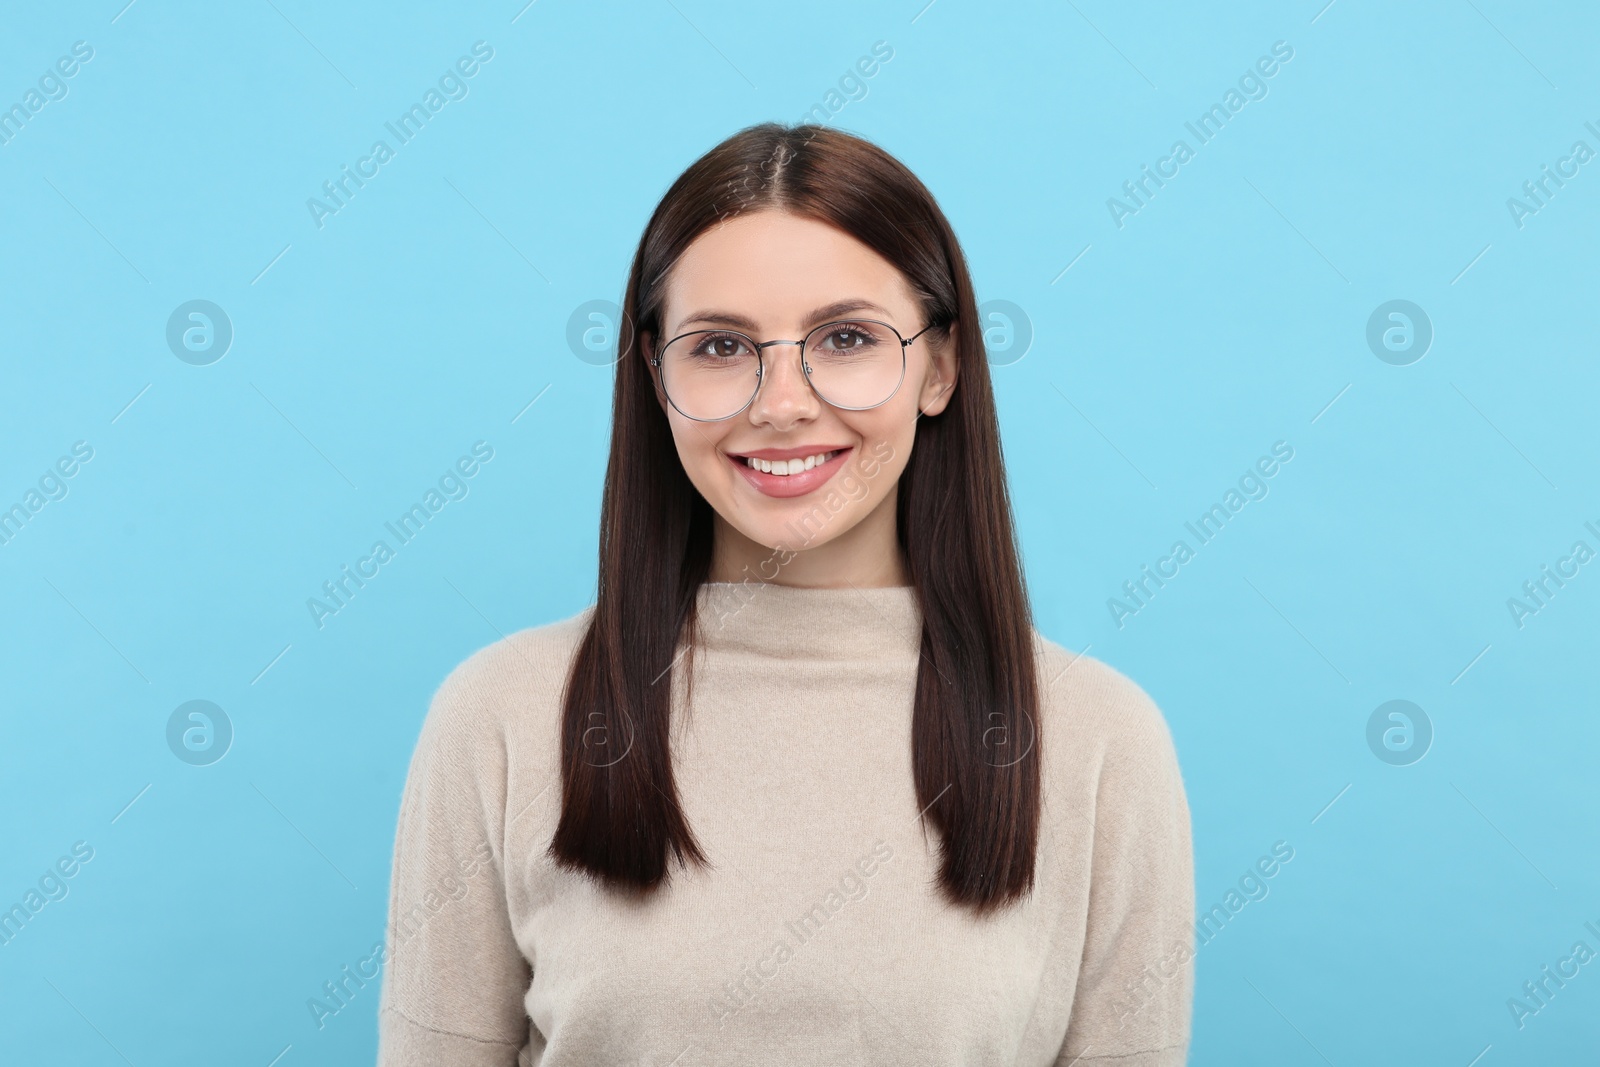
746, 450, 836, 475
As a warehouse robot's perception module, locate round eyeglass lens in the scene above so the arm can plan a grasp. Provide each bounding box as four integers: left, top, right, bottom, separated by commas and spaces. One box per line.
659, 330, 761, 421
802, 319, 905, 410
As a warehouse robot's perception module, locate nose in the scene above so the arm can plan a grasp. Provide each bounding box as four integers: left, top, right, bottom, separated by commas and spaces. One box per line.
747, 340, 819, 429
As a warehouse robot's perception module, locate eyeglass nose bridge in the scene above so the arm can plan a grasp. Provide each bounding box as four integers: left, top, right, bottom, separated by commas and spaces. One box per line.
745, 340, 819, 430
749, 337, 812, 390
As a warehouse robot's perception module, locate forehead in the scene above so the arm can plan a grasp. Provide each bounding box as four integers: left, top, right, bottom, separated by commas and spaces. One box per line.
663, 210, 916, 332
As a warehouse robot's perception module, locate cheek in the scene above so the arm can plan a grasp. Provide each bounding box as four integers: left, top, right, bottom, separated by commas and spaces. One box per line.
876, 391, 922, 450
841, 414, 914, 494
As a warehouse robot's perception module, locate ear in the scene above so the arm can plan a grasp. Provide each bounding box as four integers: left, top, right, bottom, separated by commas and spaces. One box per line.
917, 321, 959, 417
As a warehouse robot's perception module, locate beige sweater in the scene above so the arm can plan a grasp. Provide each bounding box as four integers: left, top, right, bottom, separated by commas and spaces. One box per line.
377, 581, 1193, 1066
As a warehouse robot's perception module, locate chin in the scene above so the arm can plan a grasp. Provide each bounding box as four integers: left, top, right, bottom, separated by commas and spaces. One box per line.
731, 511, 827, 555
768, 492, 880, 553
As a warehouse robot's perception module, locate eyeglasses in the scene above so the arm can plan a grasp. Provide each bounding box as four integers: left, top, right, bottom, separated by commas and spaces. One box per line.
649, 318, 939, 423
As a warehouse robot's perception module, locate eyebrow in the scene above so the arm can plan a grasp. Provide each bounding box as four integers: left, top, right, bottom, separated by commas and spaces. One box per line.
673, 300, 893, 335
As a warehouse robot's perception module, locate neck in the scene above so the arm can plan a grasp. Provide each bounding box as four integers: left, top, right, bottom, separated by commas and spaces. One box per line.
707, 487, 908, 588
691, 579, 922, 661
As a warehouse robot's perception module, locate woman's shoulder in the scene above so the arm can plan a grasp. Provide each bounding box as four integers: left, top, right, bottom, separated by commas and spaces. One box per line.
416, 602, 596, 747
1028, 631, 1191, 878
1029, 629, 1181, 777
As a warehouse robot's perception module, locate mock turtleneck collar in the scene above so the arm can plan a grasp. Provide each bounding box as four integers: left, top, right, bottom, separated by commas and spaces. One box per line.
690, 580, 923, 661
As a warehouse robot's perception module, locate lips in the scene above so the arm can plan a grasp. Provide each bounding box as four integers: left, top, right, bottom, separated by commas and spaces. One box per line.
728, 446, 853, 499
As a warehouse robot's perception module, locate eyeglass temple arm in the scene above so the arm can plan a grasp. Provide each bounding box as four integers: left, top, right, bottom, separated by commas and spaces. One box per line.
905, 320, 945, 346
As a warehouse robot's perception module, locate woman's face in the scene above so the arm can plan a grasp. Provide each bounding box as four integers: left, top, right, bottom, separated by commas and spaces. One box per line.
645, 209, 958, 584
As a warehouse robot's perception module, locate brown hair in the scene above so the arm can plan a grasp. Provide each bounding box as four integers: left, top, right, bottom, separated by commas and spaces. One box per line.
549, 122, 1041, 914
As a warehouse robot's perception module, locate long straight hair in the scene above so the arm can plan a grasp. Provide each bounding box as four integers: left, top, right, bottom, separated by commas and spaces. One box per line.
549, 122, 1041, 914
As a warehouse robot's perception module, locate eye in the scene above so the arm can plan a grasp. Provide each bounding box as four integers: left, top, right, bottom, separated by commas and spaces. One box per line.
814, 322, 885, 351
690, 332, 754, 359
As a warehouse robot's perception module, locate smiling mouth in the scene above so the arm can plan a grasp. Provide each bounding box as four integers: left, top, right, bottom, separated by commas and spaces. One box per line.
738, 449, 841, 476
726, 446, 853, 499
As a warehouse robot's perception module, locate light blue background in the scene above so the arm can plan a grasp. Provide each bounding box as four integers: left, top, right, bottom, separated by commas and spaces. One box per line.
2, 1, 1596, 1064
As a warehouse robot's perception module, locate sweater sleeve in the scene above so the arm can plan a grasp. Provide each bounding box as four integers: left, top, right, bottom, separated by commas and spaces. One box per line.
1056, 670, 1194, 1067
377, 655, 531, 1066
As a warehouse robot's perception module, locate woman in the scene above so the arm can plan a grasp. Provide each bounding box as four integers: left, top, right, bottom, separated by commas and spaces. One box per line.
377, 122, 1193, 1066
